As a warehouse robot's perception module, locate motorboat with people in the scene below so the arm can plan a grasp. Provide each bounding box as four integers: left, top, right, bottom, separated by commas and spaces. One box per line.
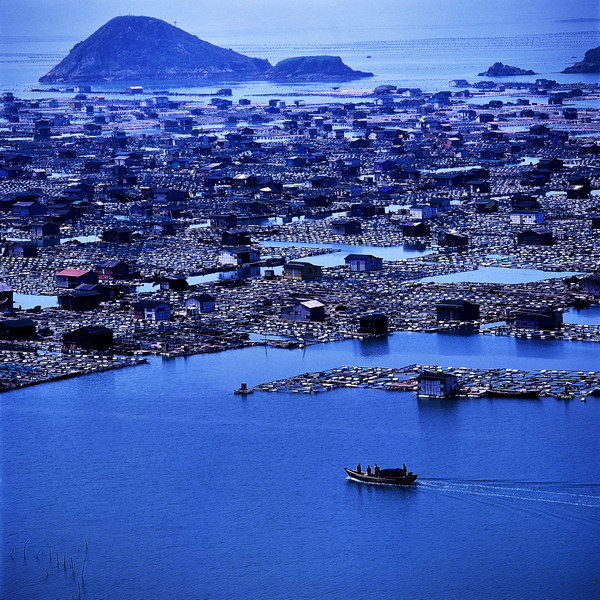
344, 463, 418, 485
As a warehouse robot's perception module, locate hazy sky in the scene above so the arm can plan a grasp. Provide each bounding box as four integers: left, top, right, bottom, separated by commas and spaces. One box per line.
2, 0, 599, 42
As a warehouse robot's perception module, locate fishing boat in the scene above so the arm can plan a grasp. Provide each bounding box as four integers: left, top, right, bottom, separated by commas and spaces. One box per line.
344, 466, 418, 485
234, 383, 253, 395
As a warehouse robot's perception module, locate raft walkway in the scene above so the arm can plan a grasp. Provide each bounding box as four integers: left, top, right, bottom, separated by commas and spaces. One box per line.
0, 350, 146, 393
482, 323, 600, 343
253, 364, 600, 399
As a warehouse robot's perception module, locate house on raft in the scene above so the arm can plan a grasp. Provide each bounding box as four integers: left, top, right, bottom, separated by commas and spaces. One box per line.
281, 300, 325, 322
436, 300, 480, 322
508, 308, 563, 330
282, 261, 322, 281
63, 325, 114, 350
344, 254, 383, 272
185, 294, 216, 315
416, 371, 459, 398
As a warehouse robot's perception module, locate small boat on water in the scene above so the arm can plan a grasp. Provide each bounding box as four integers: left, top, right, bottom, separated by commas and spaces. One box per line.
234, 383, 253, 395
344, 466, 418, 485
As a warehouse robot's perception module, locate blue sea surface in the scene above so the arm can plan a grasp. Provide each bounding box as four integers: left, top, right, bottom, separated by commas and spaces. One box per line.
1, 29, 599, 95
2, 332, 600, 599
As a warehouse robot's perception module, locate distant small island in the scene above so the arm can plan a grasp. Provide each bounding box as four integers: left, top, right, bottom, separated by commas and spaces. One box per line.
562, 46, 600, 73
478, 62, 536, 77
39, 15, 372, 83
265, 56, 373, 81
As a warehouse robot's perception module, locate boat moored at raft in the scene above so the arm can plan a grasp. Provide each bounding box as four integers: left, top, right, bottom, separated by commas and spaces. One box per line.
344, 466, 418, 485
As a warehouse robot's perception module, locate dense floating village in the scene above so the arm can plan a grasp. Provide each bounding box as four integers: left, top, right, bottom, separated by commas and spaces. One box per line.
1, 69, 600, 395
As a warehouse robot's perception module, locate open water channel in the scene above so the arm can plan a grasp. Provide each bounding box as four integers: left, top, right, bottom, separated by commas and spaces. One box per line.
2, 331, 599, 599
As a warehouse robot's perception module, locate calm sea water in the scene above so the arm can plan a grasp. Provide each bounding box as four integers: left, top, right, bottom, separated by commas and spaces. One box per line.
1, 29, 599, 96
3, 332, 600, 600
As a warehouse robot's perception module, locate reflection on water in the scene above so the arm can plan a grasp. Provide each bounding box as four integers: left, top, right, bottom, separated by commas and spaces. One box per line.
417, 396, 461, 417
563, 305, 600, 325
513, 335, 566, 360
357, 335, 391, 357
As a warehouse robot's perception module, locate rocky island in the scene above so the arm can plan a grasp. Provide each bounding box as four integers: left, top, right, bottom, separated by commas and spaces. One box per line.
478, 62, 536, 77
39, 16, 372, 83
40, 15, 271, 82
265, 56, 373, 81
562, 46, 600, 73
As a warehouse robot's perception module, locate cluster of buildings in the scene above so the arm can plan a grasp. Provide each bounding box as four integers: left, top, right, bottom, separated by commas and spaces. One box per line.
0, 76, 599, 389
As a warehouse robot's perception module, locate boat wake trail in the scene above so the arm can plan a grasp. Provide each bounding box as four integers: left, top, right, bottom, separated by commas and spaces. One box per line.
418, 479, 600, 509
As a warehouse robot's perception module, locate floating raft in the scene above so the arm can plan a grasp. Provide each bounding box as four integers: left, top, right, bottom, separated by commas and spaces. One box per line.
252, 364, 600, 399
0, 352, 146, 393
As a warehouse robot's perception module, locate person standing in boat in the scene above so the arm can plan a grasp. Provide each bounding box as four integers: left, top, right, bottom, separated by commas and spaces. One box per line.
374, 464, 380, 477
366, 465, 372, 475
356, 463, 362, 473
400, 464, 407, 476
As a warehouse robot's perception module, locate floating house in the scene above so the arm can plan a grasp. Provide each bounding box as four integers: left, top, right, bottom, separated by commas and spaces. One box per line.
94, 260, 139, 280
409, 205, 435, 220
344, 254, 383, 272
55, 269, 99, 289
132, 300, 171, 321
281, 300, 325, 322
417, 371, 459, 398
63, 325, 114, 350
221, 229, 252, 246
210, 214, 238, 229
510, 209, 545, 226
517, 227, 554, 246
358, 313, 389, 334
350, 202, 383, 218
155, 275, 189, 291
509, 308, 563, 330
439, 231, 469, 248
436, 300, 480, 322
283, 261, 322, 281
0, 318, 37, 340
30, 222, 60, 239
59, 290, 102, 311
185, 294, 216, 315
4, 241, 38, 257
101, 227, 134, 244
331, 219, 362, 236
402, 221, 430, 237
218, 247, 260, 266
577, 275, 600, 296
